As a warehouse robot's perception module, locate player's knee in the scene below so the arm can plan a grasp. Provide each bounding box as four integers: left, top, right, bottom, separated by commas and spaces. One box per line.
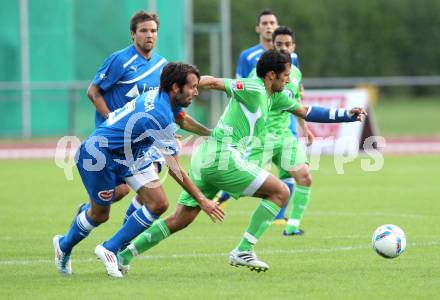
279, 183, 290, 204
114, 184, 130, 202
298, 172, 312, 187
270, 182, 290, 207
146, 198, 169, 216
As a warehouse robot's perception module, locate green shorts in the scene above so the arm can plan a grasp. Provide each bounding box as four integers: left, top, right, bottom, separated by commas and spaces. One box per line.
248, 133, 308, 180
178, 139, 269, 207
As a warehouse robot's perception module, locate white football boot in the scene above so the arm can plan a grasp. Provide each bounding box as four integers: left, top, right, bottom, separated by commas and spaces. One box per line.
52, 235, 72, 275
94, 244, 123, 278
229, 248, 269, 272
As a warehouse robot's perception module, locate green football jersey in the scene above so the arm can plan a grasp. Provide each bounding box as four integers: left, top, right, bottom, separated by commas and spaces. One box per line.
248, 65, 302, 137
211, 77, 300, 151
267, 65, 302, 137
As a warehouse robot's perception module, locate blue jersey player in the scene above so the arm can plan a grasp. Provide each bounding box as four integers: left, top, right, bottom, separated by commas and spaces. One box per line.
85, 11, 211, 226
235, 9, 300, 137
53, 63, 225, 277
220, 10, 304, 221
86, 11, 166, 205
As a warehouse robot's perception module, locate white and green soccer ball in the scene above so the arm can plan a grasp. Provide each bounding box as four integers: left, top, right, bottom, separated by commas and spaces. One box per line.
372, 224, 406, 259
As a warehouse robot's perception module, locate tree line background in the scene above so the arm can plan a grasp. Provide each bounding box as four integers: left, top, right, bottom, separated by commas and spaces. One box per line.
193, 0, 440, 78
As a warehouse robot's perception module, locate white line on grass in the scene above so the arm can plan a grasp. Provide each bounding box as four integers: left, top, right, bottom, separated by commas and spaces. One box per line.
1, 241, 439, 267
226, 211, 431, 219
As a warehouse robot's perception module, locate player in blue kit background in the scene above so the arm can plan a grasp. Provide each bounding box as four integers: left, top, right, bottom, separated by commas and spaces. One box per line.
85, 11, 211, 225
220, 9, 311, 223
87, 11, 165, 127
53, 63, 224, 277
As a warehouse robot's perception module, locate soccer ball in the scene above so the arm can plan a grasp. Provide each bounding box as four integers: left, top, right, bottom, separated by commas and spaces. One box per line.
372, 224, 406, 259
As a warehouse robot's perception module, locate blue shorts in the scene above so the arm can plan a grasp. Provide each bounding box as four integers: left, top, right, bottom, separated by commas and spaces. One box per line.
76, 141, 155, 206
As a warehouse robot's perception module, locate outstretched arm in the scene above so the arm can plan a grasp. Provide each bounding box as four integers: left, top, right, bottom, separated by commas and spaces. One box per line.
176, 114, 212, 136
198, 76, 226, 91
166, 156, 224, 222
292, 105, 367, 123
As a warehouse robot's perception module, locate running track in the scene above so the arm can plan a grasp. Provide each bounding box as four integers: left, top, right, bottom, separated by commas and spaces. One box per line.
1, 137, 440, 159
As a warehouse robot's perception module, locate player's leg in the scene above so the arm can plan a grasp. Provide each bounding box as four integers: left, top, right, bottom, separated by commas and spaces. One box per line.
272, 177, 294, 223
118, 172, 218, 268
53, 145, 115, 275
114, 183, 131, 202
280, 140, 312, 235
233, 173, 289, 243
69, 182, 129, 224
118, 203, 202, 267
219, 150, 289, 271
121, 161, 162, 224
284, 162, 312, 235
274, 135, 312, 235
270, 142, 295, 224
96, 165, 168, 277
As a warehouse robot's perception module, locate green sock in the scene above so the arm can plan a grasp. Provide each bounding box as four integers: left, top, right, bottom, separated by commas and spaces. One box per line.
285, 185, 311, 233
118, 219, 170, 265
237, 199, 280, 252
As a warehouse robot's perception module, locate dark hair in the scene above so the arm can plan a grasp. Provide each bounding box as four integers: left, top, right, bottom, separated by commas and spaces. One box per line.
256, 8, 278, 25
160, 62, 201, 92
256, 49, 291, 78
130, 11, 159, 33
272, 26, 295, 43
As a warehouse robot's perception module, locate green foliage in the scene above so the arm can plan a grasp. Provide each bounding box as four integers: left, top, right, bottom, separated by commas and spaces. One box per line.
1, 156, 440, 298
194, 0, 440, 77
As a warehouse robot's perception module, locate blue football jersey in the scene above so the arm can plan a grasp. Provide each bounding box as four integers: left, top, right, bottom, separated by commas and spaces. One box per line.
237, 45, 301, 137
235, 44, 264, 78
92, 44, 168, 126
91, 89, 179, 162
236, 44, 299, 78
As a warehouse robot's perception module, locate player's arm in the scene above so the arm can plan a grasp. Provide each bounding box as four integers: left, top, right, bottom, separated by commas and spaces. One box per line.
87, 83, 111, 119
87, 54, 126, 119
198, 76, 226, 92
292, 105, 367, 122
176, 114, 212, 136
298, 118, 314, 145
165, 155, 224, 222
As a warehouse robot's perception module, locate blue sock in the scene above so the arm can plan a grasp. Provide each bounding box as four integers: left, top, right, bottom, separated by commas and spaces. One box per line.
103, 205, 158, 254
123, 196, 142, 224
275, 179, 295, 219
79, 203, 90, 213
60, 210, 98, 254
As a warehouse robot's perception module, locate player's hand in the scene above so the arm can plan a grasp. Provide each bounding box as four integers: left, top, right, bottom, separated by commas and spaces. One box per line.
305, 128, 314, 146
199, 198, 225, 223
348, 107, 368, 121
175, 134, 183, 149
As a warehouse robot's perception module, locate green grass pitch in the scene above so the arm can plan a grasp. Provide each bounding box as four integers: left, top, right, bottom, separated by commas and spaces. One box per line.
1, 155, 439, 299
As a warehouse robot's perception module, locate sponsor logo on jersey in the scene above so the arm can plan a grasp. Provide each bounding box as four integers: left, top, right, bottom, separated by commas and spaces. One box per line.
232, 80, 244, 91
125, 85, 140, 98
98, 189, 114, 201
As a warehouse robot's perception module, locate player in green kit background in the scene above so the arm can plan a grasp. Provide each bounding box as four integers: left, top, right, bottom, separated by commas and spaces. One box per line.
248, 26, 314, 236
117, 49, 367, 273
